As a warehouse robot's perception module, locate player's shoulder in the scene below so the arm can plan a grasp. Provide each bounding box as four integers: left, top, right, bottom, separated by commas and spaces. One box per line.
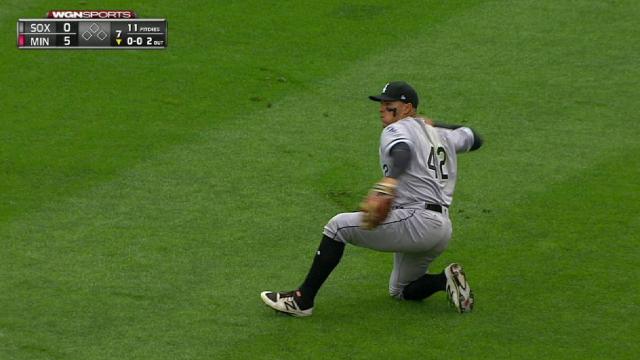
380, 118, 415, 150
383, 122, 404, 135
381, 123, 403, 143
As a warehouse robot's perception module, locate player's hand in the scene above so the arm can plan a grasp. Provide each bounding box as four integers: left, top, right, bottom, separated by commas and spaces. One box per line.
360, 177, 398, 230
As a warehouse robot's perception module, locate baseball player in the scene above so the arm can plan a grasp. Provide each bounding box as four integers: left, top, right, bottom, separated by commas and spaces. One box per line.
261, 81, 483, 317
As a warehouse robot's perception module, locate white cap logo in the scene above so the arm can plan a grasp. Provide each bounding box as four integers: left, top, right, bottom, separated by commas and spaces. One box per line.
400, 95, 406, 100
382, 83, 389, 94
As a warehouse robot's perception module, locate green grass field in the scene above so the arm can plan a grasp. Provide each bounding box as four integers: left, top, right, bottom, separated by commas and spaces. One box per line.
1, 1, 639, 359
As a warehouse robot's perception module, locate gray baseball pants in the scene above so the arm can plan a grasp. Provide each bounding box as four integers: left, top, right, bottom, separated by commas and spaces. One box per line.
323, 206, 452, 298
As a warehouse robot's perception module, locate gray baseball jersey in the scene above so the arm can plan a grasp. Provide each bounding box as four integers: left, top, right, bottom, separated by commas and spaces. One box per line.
379, 117, 475, 207
323, 116, 475, 298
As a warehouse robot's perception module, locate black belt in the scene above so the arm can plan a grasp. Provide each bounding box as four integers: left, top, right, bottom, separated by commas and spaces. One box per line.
393, 203, 448, 213
425, 204, 446, 213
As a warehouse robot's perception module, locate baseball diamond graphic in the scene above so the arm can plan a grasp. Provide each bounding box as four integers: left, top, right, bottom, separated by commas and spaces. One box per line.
78, 21, 110, 46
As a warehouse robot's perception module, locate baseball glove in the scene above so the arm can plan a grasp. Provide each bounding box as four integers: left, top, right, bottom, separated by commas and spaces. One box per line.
360, 177, 398, 230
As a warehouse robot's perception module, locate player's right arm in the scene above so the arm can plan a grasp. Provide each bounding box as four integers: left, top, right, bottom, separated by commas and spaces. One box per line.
359, 123, 411, 230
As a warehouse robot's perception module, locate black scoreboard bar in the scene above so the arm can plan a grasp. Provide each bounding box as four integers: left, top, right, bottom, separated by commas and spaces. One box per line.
17, 19, 167, 49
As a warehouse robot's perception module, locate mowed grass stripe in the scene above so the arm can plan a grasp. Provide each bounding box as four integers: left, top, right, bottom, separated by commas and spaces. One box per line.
1, 0, 639, 359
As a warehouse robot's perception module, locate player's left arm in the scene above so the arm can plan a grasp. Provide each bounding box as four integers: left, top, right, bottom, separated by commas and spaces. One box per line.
434, 121, 483, 151
421, 117, 483, 152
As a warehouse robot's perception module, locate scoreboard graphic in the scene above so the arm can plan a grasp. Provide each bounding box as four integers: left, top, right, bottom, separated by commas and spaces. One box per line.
17, 10, 167, 49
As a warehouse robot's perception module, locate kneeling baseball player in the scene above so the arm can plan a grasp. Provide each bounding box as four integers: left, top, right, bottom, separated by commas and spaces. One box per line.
261, 81, 483, 316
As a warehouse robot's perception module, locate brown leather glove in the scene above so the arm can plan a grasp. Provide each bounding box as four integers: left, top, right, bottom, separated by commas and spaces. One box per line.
360, 177, 398, 230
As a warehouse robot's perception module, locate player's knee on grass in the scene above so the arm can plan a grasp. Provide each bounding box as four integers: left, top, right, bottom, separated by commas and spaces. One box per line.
389, 285, 404, 300
389, 283, 424, 300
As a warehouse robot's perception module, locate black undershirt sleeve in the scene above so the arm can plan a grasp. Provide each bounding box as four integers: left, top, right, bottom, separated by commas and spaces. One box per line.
388, 142, 412, 178
432, 121, 462, 130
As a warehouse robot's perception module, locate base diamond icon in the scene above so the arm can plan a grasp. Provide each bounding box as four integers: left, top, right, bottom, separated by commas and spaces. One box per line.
78, 21, 111, 46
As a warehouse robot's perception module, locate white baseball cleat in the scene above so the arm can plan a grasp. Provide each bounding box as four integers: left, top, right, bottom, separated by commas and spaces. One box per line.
444, 263, 474, 313
260, 290, 313, 317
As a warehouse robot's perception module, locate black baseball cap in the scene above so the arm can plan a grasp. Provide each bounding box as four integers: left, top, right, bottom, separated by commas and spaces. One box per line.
369, 81, 419, 108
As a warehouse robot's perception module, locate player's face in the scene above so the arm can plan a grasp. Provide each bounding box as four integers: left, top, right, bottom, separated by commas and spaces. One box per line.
379, 101, 411, 127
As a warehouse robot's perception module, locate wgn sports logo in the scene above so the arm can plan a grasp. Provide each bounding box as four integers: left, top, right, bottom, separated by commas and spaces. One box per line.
47, 10, 136, 19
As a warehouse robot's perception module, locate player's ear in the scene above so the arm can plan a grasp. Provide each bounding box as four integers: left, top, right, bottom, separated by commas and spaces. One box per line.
410, 104, 418, 116
402, 102, 414, 116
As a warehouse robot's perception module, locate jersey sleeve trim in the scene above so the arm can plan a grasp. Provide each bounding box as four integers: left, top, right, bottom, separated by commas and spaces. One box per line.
383, 138, 413, 156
